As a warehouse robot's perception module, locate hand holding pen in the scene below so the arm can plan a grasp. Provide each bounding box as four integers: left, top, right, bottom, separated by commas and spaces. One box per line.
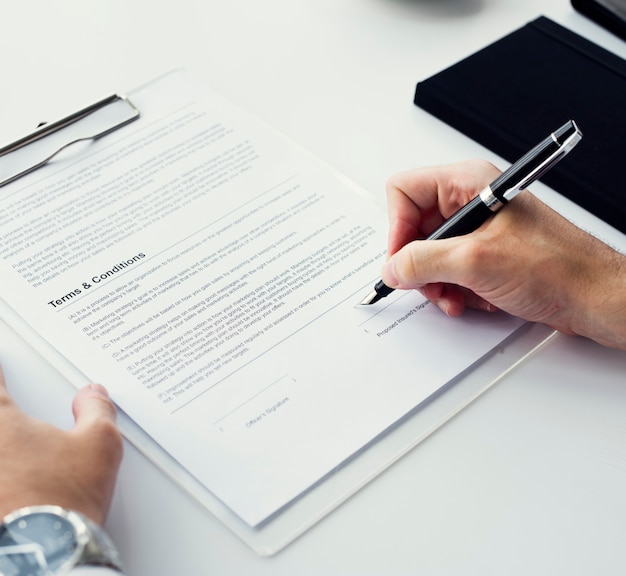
351, 121, 626, 351
360, 120, 582, 306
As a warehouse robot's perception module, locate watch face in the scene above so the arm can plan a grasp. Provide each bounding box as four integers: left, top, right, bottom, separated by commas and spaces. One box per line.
0, 511, 79, 576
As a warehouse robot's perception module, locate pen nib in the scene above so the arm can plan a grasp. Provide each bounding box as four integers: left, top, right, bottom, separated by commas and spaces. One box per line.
359, 290, 382, 306
359, 279, 394, 305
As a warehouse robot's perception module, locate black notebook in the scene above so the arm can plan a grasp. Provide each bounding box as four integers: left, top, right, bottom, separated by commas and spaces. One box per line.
414, 16, 626, 234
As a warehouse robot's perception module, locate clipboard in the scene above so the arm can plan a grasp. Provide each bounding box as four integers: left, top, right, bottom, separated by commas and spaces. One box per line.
0, 94, 139, 188
0, 70, 557, 556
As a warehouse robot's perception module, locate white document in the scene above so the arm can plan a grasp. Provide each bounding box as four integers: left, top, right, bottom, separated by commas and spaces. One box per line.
0, 71, 523, 527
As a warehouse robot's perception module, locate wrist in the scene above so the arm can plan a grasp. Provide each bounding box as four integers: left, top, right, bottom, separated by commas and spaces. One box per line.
570, 241, 626, 350
0, 505, 122, 575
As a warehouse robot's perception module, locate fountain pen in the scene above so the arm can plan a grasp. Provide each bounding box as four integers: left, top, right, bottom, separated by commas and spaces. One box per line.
359, 119, 583, 305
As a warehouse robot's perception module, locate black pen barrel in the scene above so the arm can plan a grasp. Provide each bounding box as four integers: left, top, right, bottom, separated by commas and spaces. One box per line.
360, 195, 494, 305
427, 194, 494, 240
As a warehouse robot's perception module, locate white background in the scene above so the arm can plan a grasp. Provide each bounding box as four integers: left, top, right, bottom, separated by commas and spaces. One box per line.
1, 1, 626, 574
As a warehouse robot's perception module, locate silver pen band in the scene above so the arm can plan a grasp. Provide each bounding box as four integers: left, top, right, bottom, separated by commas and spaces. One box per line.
479, 185, 505, 212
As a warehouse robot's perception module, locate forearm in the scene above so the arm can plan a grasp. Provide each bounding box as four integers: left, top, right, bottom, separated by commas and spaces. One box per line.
569, 237, 626, 350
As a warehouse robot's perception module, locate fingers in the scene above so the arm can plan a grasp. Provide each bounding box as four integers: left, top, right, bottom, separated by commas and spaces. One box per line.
0, 364, 6, 392
0, 376, 122, 526
385, 169, 440, 255
421, 282, 497, 316
382, 161, 515, 317
71, 385, 124, 520
0, 365, 15, 408
382, 235, 469, 289
72, 384, 118, 432
385, 160, 501, 256
381, 235, 499, 316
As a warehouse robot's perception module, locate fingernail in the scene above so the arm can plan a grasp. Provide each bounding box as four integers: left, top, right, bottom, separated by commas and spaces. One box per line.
87, 383, 110, 397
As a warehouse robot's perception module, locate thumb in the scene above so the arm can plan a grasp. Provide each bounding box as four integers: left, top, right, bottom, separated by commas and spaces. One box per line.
70, 384, 123, 525
72, 383, 118, 432
0, 365, 16, 407
0, 364, 7, 393
382, 238, 465, 289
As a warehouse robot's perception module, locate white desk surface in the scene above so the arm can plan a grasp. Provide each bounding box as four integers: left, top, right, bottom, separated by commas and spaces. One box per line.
2, 1, 626, 574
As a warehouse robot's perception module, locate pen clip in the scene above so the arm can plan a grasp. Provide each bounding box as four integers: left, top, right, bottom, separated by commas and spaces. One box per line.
519, 123, 582, 190
498, 120, 583, 202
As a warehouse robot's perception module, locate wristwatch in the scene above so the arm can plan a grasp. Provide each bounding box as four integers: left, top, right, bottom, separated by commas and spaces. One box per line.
0, 505, 122, 575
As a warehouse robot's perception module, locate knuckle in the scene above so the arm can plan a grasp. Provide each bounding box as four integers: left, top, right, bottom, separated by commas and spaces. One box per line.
454, 240, 489, 274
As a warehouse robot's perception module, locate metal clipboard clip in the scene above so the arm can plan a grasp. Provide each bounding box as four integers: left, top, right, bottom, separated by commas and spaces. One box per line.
0, 94, 140, 188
